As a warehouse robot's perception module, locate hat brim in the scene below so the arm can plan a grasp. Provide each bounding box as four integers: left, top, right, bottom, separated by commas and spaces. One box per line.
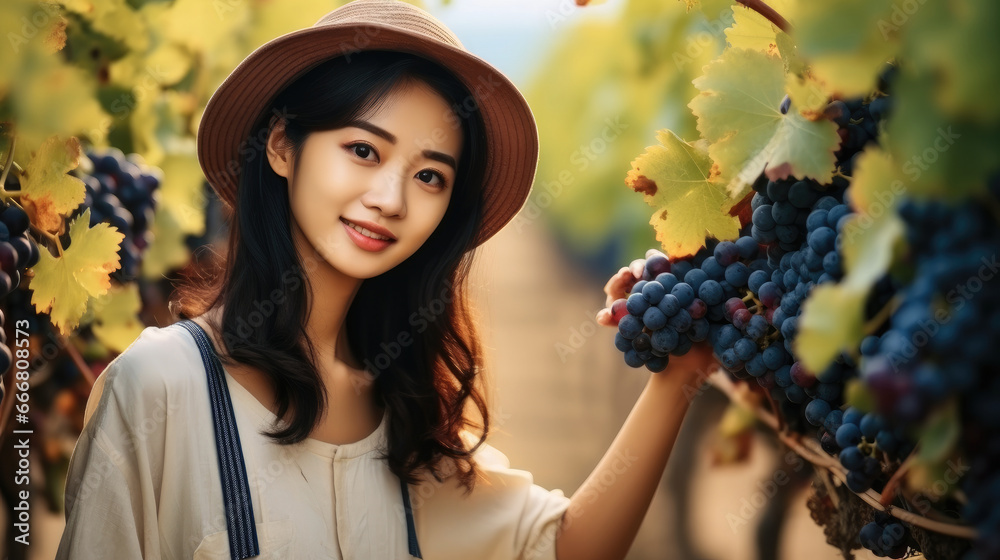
197, 22, 538, 247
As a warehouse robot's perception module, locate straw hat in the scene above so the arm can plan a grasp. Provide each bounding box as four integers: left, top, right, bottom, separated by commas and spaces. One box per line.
196, 0, 539, 247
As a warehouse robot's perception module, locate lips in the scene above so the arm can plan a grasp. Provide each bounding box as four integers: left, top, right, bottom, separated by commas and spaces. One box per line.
340, 218, 395, 241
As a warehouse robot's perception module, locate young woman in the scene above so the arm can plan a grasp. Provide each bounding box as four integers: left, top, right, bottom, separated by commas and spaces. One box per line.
56, 1, 715, 559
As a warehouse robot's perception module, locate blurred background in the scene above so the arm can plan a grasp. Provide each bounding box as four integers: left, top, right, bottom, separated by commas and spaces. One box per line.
0, 0, 853, 558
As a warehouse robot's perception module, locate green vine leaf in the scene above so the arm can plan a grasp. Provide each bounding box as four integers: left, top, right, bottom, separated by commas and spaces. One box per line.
794, 283, 866, 374
787, 0, 898, 98
918, 399, 960, 465
688, 48, 840, 196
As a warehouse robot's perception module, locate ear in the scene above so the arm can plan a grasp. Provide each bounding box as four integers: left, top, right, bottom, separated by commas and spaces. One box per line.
266, 117, 293, 178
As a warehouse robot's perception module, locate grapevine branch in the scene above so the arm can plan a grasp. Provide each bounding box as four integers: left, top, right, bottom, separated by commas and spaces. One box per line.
0, 134, 14, 192
707, 371, 978, 540
735, 0, 792, 34
0, 367, 16, 450
62, 332, 96, 387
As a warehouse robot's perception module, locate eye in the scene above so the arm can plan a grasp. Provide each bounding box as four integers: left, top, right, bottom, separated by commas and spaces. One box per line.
346, 142, 378, 162
416, 169, 447, 188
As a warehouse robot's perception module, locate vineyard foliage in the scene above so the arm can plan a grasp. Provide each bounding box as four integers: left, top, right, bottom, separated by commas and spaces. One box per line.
0, 0, 363, 336
580, 0, 999, 557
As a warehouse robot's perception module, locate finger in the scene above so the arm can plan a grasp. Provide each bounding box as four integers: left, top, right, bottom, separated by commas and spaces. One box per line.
629, 258, 645, 279
604, 266, 629, 297
607, 272, 632, 306
595, 308, 613, 327
646, 248, 667, 259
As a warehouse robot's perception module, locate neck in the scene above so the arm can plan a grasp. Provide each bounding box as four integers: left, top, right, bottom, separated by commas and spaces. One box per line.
294, 225, 365, 371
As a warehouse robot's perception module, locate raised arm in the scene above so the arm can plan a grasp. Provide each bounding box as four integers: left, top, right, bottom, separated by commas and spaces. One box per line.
554, 251, 717, 560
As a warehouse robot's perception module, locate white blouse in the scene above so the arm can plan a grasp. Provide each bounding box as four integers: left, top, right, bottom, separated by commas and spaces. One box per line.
55, 322, 571, 559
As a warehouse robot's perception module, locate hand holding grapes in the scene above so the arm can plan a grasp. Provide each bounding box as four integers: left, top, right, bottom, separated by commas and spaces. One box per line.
596, 249, 717, 380
560, 249, 719, 560
595, 248, 669, 327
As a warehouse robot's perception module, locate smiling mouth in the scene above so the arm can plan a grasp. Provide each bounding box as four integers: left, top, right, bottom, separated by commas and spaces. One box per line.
340, 218, 394, 241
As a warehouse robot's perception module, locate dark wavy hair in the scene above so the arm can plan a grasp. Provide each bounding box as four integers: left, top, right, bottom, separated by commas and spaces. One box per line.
169, 50, 491, 493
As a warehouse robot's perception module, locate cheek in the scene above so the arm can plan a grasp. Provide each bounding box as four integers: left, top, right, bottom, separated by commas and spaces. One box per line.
419, 198, 452, 237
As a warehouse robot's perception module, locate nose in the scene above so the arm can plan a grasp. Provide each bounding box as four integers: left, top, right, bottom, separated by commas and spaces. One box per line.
361, 166, 406, 218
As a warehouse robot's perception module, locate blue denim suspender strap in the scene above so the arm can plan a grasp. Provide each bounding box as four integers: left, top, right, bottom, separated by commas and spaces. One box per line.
178, 319, 423, 559
177, 319, 260, 560
400, 478, 422, 558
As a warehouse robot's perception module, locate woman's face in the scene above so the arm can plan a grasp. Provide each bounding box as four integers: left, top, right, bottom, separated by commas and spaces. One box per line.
267, 80, 463, 279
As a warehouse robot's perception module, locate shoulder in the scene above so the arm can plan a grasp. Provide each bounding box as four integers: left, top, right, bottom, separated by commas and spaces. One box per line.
459, 430, 514, 472
111, 322, 205, 395
423, 429, 547, 494
85, 322, 206, 429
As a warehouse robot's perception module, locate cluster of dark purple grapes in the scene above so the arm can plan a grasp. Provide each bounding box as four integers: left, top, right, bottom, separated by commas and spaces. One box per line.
859, 511, 913, 559
0, 203, 41, 381
855, 186, 1000, 559
610, 74, 960, 557
67, 148, 161, 282
611, 252, 716, 372
824, 406, 911, 495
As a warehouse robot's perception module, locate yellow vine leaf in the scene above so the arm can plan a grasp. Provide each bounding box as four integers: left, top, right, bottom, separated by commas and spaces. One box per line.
625, 130, 741, 258
30, 208, 125, 335
724, 0, 792, 53
90, 282, 145, 353
19, 135, 87, 234
785, 71, 830, 120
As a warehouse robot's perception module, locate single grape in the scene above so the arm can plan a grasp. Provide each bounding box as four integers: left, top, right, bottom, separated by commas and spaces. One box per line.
643, 254, 671, 279
714, 241, 739, 266
618, 315, 642, 339
641, 281, 666, 305
657, 294, 680, 317
610, 299, 629, 325
626, 293, 650, 316
671, 283, 695, 307
687, 299, 707, 319
697, 280, 724, 306
0, 205, 29, 236
643, 306, 667, 330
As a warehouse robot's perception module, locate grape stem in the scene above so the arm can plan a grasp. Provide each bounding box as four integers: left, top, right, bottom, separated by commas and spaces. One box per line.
707, 371, 978, 539
735, 0, 792, 33
878, 453, 915, 508
760, 385, 785, 431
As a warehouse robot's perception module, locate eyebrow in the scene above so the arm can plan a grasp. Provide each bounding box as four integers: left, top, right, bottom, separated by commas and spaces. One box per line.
347, 120, 457, 171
